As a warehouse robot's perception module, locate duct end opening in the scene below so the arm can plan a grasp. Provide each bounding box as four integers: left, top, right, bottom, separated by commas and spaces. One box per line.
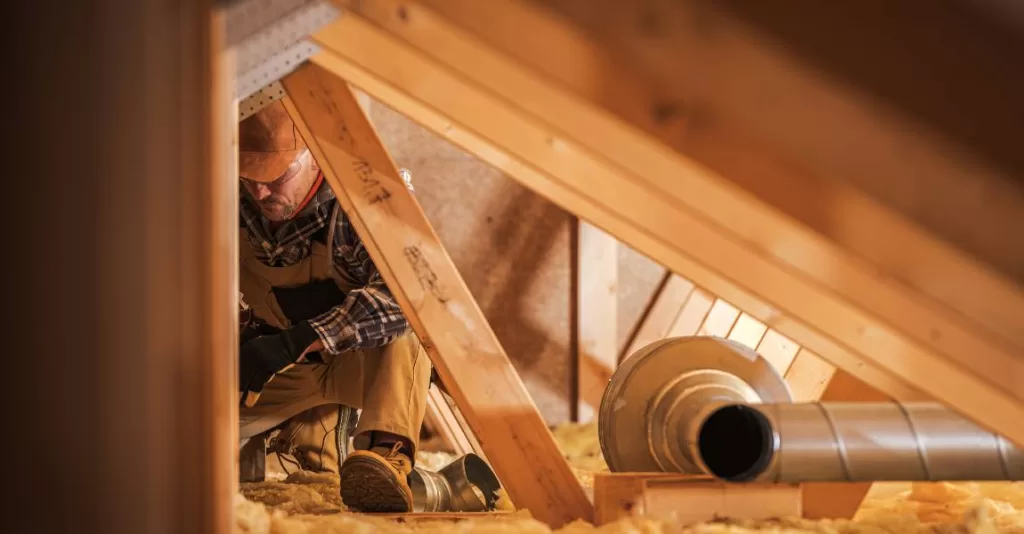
463, 454, 502, 508
697, 404, 774, 482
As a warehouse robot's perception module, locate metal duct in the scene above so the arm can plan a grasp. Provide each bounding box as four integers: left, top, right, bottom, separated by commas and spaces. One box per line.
599, 337, 793, 473
600, 337, 1023, 484
408, 454, 502, 512
691, 402, 1024, 483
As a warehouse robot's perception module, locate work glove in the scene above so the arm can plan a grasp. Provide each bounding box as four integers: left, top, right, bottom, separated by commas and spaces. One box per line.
240, 311, 282, 345
239, 320, 320, 407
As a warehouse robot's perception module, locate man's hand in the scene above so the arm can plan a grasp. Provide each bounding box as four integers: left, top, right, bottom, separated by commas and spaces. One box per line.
240, 313, 282, 345
239, 320, 320, 407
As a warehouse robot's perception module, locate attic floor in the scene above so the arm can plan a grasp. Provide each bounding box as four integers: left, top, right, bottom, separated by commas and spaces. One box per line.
237, 422, 1024, 533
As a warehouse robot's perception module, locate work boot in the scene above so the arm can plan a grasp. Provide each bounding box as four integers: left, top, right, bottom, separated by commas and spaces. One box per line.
269, 404, 341, 474
340, 442, 414, 513
239, 432, 268, 483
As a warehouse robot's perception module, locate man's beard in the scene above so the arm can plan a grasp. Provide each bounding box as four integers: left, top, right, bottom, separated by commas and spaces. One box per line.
259, 198, 296, 221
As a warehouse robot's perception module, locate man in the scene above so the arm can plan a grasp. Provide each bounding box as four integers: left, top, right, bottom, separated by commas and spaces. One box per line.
236, 100, 430, 513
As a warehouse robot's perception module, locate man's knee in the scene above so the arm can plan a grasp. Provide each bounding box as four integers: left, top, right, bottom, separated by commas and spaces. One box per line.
387, 330, 422, 359
397, 331, 431, 384
318, 331, 428, 404
373, 331, 428, 374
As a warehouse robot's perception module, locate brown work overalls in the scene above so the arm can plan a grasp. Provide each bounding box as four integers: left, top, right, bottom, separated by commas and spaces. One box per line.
238, 204, 430, 473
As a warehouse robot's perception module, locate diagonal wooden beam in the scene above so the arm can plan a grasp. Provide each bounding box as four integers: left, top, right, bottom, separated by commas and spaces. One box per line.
517, 0, 1024, 284
405, 0, 1024, 336
309, 6, 1024, 446
280, 63, 591, 527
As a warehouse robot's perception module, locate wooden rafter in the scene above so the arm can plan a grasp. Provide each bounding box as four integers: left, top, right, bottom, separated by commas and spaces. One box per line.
310, 2, 1024, 446
307, 32, 923, 405
280, 63, 591, 527
306, 12, 927, 406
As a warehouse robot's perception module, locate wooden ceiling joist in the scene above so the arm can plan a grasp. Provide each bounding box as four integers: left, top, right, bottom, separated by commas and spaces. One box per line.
280, 63, 591, 527
311, 1, 1024, 446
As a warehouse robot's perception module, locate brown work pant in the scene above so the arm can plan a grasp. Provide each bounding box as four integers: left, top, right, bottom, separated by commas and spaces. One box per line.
240, 332, 431, 470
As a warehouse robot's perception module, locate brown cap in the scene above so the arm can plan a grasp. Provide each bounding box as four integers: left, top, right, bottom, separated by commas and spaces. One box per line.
239, 101, 307, 183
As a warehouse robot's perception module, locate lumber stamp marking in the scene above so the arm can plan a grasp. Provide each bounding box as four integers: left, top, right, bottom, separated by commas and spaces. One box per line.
351, 158, 393, 205
403, 246, 450, 303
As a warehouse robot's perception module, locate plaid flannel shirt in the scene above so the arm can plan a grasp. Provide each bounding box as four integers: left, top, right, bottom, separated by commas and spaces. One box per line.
239, 178, 409, 355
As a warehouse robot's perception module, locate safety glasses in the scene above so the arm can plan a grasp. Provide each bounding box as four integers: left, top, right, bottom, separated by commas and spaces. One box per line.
240, 148, 311, 187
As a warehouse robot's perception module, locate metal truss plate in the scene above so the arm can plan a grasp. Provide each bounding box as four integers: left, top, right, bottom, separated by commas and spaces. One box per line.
235, 1, 338, 76
231, 0, 340, 100
237, 39, 320, 101
226, 0, 314, 46
239, 81, 286, 122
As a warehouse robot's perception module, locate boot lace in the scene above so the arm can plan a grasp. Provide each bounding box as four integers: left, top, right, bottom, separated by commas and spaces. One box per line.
377, 442, 410, 470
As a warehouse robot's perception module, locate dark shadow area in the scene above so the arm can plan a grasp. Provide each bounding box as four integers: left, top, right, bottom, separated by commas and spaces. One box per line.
698, 405, 774, 482
720, 0, 1024, 183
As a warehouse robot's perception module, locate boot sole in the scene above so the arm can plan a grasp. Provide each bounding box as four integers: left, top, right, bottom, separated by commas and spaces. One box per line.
340, 455, 412, 513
